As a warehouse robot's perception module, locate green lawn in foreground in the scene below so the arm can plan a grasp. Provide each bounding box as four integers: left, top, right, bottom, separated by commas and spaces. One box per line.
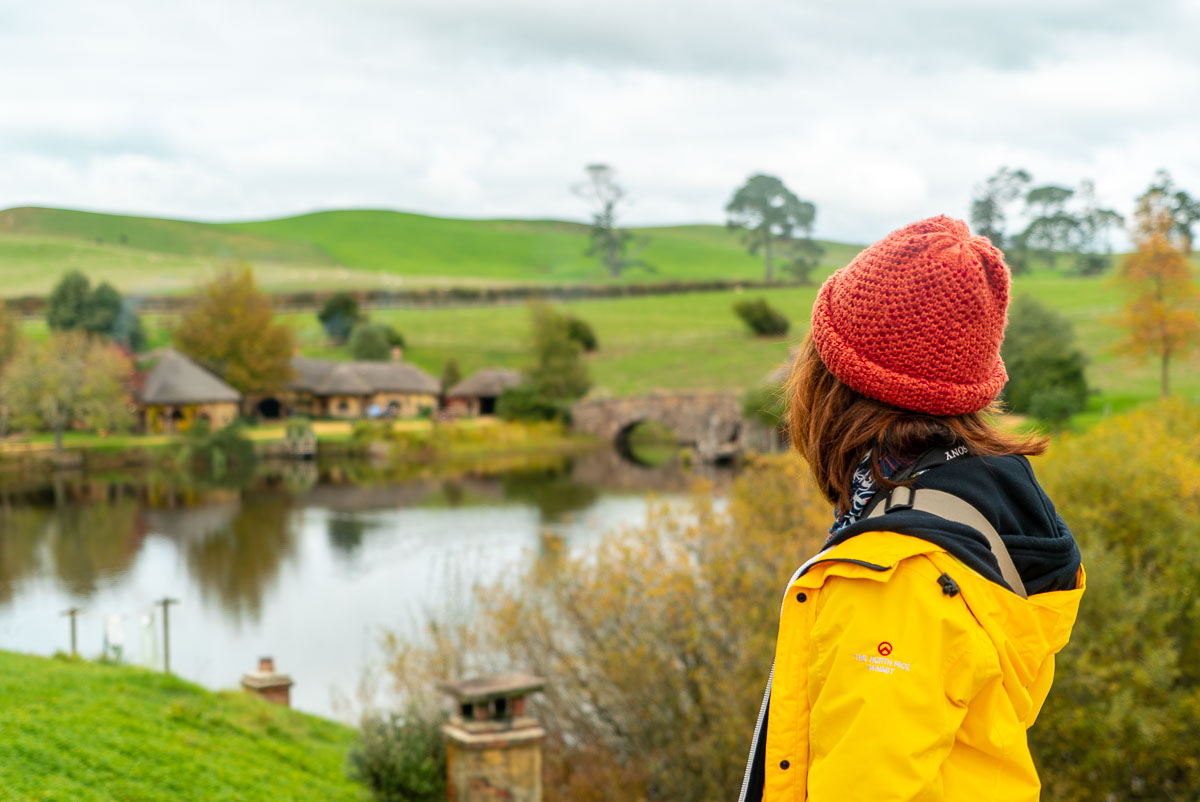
0, 651, 359, 801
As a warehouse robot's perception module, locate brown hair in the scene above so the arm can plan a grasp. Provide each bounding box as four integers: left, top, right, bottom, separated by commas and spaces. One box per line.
786, 335, 1046, 513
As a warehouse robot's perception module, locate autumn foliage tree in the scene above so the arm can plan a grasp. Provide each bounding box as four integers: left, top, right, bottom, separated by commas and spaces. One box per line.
173, 267, 295, 396
0, 331, 133, 451
1115, 180, 1200, 396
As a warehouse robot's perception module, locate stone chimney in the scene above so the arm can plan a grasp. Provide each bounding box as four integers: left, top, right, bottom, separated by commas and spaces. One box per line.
440, 672, 547, 802
241, 656, 294, 707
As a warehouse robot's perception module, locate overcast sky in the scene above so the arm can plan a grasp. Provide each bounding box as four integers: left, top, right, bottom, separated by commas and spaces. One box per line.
3, 0, 1199, 242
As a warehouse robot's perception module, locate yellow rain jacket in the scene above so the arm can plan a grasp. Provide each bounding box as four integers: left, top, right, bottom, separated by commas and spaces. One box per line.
742, 531, 1085, 801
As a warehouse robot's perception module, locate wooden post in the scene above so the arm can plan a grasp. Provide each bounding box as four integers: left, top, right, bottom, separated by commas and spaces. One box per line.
156, 597, 178, 673
61, 607, 81, 656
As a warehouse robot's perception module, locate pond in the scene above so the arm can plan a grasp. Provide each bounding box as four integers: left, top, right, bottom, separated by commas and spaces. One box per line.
0, 450, 734, 720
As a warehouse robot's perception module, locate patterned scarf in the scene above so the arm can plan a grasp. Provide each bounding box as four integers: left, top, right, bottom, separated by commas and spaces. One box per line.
827, 452, 912, 543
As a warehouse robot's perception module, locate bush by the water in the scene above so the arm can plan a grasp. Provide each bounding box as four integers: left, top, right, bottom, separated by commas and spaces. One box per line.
385, 400, 1200, 801
497, 383, 572, 423
1001, 295, 1089, 424
178, 419, 256, 482
733, 298, 790, 336
348, 708, 447, 802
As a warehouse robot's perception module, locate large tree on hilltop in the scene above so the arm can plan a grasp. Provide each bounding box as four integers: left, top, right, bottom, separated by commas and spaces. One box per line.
1069, 179, 1124, 276
970, 167, 1031, 252
173, 266, 295, 396
725, 174, 820, 283
1115, 178, 1200, 396
574, 164, 650, 278
1144, 169, 1200, 255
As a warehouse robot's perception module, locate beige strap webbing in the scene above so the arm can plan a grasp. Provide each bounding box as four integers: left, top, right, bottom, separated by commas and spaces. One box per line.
866, 486, 1028, 599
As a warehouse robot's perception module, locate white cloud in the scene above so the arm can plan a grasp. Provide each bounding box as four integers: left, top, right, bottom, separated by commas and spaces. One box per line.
1, 0, 1198, 244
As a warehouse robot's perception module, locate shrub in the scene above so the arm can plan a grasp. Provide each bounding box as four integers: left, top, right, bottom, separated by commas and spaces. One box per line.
527, 304, 590, 400
1001, 295, 1089, 423
347, 708, 447, 802
566, 315, 599, 352
497, 383, 571, 423
381, 324, 405, 349
180, 419, 256, 482
349, 323, 393, 361
733, 298, 790, 336
1031, 400, 1200, 800
318, 292, 362, 344
440, 359, 462, 396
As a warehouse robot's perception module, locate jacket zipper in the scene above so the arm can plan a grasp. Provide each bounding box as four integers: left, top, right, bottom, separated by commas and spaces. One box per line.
737, 555, 891, 801
737, 660, 773, 802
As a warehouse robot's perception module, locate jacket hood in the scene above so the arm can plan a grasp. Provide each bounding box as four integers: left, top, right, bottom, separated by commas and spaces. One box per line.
829, 454, 1081, 595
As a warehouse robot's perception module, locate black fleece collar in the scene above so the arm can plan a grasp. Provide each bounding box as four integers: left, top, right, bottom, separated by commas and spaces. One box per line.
827, 454, 1080, 595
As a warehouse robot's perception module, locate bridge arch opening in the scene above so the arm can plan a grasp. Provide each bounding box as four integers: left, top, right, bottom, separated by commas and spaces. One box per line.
614, 419, 680, 467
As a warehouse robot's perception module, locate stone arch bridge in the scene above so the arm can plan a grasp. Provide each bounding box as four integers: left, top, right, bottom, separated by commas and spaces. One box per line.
571, 392, 743, 463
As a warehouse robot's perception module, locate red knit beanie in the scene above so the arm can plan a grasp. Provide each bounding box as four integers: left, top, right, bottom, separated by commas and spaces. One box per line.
810, 215, 1009, 416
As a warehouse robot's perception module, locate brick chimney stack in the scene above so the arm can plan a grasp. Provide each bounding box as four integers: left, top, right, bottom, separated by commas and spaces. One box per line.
241, 656, 294, 707
440, 672, 547, 802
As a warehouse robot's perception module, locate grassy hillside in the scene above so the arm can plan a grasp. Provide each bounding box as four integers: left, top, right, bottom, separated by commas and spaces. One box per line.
229, 210, 862, 284
0, 206, 860, 294
0, 651, 360, 801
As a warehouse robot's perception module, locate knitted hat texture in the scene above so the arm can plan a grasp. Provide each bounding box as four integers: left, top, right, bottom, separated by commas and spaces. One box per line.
810, 215, 1009, 416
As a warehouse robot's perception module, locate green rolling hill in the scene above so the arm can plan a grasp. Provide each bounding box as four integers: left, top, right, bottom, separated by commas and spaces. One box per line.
0, 206, 862, 295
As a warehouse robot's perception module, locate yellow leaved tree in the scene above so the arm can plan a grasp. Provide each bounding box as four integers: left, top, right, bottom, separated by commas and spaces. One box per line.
1115, 179, 1200, 396
173, 266, 295, 397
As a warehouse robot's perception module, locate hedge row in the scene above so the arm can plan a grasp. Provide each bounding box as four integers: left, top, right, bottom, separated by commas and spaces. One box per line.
4, 279, 810, 317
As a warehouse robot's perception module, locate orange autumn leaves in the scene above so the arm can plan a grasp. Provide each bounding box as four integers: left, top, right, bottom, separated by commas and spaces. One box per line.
1115, 187, 1200, 396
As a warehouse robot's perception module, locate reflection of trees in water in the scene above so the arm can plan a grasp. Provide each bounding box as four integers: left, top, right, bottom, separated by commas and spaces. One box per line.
46, 495, 144, 598
0, 483, 145, 602
0, 507, 49, 603
184, 492, 297, 624
327, 514, 369, 557
500, 466, 599, 522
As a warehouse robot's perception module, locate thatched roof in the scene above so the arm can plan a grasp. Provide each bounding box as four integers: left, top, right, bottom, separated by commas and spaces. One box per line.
290, 357, 439, 396
448, 369, 522, 399
140, 350, 241, 405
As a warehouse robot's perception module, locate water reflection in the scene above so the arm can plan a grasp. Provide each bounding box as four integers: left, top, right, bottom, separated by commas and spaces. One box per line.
0, 451, 734, 717
184, 492, 298, 624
